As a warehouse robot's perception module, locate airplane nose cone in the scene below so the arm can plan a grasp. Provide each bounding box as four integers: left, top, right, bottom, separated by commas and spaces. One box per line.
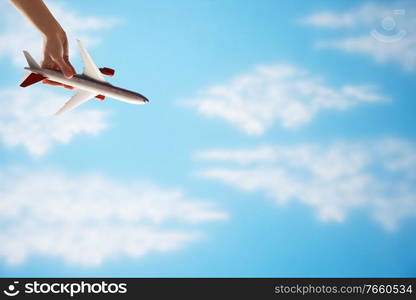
140, 95, 149, 103
134, 92, 149, 103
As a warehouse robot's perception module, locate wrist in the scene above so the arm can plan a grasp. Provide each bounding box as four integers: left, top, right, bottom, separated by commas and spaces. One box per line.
40, 20, 64, 39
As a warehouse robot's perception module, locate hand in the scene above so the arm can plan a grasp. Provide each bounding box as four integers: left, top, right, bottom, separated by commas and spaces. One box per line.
10, 0, 76, 90
41, 28, 75, 90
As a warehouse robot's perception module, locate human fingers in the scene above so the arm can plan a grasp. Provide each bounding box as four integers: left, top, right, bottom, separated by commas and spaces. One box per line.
54, 55, 75, 79
62, 84, 74, 90
42, 55, 74, 88
42, 78, 64, 87
41, 56, 57, 69
42, 79, 73, 90
62, 37, 76, 77
41, 60, 64, 87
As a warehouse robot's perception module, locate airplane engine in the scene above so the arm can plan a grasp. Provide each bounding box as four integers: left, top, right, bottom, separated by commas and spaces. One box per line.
95, 94, 105, 101
99, 67, 115, 77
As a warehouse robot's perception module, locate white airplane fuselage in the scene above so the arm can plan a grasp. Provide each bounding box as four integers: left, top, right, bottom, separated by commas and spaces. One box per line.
24, 66, 149, 105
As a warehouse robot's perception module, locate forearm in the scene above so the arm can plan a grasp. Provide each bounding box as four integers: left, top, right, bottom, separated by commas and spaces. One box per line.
10, 0, 63, 38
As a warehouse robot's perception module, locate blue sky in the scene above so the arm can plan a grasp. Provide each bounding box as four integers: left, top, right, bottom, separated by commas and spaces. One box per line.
0, 0, 415, 277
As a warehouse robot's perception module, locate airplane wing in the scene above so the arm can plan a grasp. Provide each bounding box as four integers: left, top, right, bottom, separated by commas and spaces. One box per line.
77, 39, 107, 83
55, 90, 95, 115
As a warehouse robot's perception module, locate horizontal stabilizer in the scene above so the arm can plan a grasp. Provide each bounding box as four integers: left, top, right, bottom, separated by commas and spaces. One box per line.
20, 72, 46, 87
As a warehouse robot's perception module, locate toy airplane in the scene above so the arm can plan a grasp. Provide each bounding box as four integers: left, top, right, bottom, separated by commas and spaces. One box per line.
20, 40, 149, 115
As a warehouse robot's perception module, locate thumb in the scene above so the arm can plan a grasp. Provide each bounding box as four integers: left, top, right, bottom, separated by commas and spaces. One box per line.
55, 57, 76, 79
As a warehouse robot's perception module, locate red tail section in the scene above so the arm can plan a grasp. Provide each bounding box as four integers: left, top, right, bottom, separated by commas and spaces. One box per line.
99, 67, 115, 77
20, 73, 46, 87
95, 94, 105, 101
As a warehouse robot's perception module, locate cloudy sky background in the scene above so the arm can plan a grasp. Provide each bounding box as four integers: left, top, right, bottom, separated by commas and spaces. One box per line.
0, 0, 415, 276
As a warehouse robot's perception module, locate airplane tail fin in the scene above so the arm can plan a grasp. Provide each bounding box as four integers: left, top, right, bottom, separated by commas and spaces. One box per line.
23, 50, 40, 69
20, 51, 45, 87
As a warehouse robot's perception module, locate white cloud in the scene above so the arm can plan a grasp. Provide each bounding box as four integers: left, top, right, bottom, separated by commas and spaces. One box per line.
0, 169, 228, 266
302, 2, 416, 70
195, 145, 278, 165
0, 0, 118, 66
195, 138, 416, 231
301, 3, 393, 29
182, 64, 386, 135
301, 11, 357, 29
0, 87, 109, 156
